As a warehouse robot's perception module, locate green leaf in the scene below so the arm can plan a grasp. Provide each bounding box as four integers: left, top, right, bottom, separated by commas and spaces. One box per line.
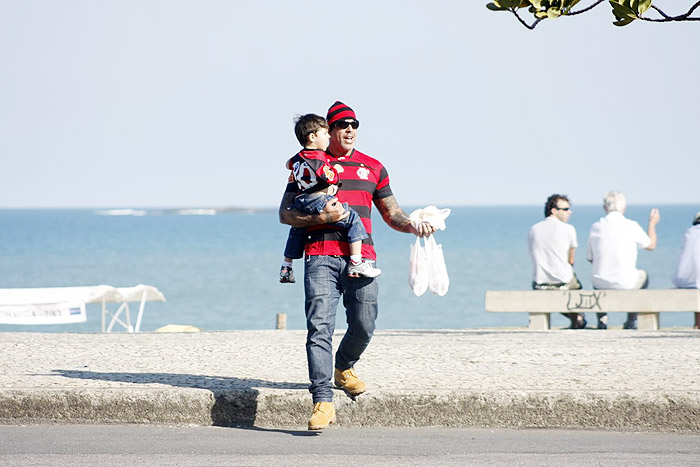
486, 2, 507, 11
491, 0, 522, 8
610, 1, 637, 20
610, 0, 637, 25
613, 16, 636, 26
609, 0, 631, 9
560, 0, 581, 14
547, 7, 562, 18
638, 0, 652, 14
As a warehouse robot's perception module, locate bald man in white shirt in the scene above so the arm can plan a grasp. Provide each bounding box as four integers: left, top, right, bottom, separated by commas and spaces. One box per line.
587, 191, 660, 330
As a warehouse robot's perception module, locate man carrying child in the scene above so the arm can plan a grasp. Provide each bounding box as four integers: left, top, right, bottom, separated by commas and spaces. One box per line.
279, 101, 434, 430
280, 113, 381, 283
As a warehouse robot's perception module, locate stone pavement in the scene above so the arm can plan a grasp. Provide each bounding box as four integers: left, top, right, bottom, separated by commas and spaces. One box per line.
1, 329, 699, 431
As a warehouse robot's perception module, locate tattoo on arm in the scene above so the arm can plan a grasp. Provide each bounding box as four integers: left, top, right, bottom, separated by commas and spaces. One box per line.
279, 192, 295, 224
279, 191, 327, 228
376, 196, 412, 233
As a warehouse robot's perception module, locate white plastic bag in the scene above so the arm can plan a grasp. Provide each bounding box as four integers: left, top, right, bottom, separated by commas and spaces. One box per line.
425, 236, 449, 296
409, 236, 429, 297
407, 205, 450, 297
409, 206, 451, 231
408, 235, 449, 297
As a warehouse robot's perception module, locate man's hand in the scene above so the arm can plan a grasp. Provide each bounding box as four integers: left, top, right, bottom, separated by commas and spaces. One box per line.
375, 195, 439, 236
321, 197, 350, 223
279, 191, 348, 228
411, 220, 436, 238
646, 208, 660, 250
649, 208, 660, 226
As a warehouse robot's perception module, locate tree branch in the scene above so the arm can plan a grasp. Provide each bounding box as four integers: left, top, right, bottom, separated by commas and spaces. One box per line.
569, 0, 606, 16
493, 0, 700, 29
511, 7, 543, 29
651, 5, 671, 19
643, 2, 700, 21
690, 0, 700, 16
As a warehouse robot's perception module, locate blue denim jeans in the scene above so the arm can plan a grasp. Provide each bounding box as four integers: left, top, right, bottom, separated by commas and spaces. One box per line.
304, 254, 378, 402
284, 193, 369, 260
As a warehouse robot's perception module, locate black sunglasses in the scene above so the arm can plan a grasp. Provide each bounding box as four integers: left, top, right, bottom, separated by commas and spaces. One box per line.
556, 207, 571, 211
333, 120, 359, 130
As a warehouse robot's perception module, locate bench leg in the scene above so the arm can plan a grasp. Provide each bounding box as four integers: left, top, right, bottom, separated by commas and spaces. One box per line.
638, 312, 659, 331
529, 313, 550, 331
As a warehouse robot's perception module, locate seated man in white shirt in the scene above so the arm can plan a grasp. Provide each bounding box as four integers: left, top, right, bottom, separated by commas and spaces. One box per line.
671, 211, 700, 329
586, 191, 660, 330
528, 194, 585, 329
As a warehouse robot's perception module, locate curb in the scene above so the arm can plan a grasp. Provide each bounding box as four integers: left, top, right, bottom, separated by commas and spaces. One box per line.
3, 388, 699, 432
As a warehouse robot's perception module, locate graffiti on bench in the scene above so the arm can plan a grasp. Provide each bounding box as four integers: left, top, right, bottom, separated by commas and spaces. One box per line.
566, 291, 606, 311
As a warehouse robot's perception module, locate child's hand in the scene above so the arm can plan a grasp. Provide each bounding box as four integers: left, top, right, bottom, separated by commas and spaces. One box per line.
323, 197, 350, 223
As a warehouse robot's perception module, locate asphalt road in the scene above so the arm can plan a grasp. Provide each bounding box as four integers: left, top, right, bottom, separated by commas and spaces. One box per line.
1, 424, 699, 466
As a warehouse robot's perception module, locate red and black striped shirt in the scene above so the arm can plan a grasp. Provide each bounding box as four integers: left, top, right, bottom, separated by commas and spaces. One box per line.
285, 149, 393, 260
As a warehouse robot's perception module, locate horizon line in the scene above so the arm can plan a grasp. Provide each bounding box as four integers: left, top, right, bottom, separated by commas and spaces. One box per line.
1, 202, 698, 211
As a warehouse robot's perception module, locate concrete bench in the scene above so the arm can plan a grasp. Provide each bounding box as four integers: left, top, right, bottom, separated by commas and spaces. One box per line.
485, 289, 700, 330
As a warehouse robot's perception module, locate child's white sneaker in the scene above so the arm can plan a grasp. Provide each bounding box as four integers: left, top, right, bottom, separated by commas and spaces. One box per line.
347, 260, 381, 278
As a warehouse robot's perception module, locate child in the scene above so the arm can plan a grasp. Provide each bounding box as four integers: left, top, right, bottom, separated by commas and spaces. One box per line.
280, 114, 381, 283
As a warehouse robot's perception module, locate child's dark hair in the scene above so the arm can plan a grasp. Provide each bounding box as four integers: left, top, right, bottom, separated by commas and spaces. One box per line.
294, 114, 329, 146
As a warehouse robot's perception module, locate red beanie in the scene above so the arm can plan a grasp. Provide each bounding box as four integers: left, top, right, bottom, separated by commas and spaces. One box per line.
326, 101, 357, 127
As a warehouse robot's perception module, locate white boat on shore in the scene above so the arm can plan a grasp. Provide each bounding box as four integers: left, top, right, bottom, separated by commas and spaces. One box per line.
96, 209, 148, 216
176, 208, 217, 216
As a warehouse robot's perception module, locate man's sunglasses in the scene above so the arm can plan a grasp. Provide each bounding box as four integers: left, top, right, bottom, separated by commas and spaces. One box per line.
556, 207, 570, 211
333, 120, 360, 130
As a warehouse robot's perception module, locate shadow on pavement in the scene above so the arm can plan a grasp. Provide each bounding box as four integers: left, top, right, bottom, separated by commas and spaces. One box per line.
234, 426, 319, 437
49, 369, 308, 427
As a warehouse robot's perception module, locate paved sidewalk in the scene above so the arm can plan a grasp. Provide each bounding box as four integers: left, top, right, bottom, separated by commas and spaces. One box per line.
1, 329, 699, 431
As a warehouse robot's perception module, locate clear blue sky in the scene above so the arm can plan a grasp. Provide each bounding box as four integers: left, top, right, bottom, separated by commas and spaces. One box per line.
1, 1, 698, 208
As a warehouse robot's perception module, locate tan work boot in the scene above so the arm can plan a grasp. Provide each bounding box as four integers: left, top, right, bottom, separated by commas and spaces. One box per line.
308, 402, 336, 430
334, 367, 366, 398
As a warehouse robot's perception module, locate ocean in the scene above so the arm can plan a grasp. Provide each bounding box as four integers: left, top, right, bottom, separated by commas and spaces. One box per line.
1, 205, 697, 332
